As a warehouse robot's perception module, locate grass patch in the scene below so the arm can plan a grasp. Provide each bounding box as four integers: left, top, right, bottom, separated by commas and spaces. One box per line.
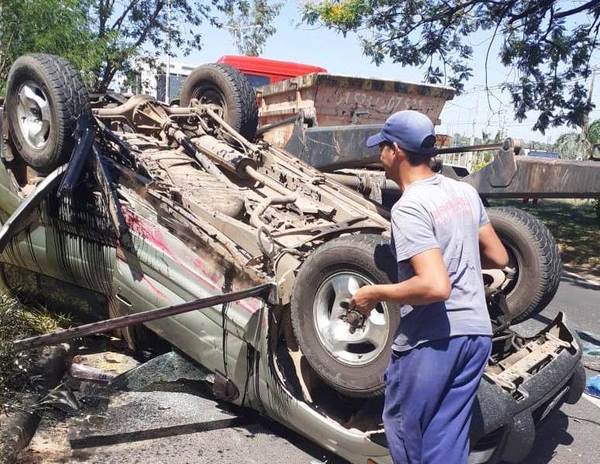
491, 199, 600, 277
0, 294, 71, 406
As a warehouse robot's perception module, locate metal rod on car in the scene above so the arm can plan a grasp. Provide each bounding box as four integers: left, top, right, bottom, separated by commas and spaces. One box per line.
13, 283, 274, 352
435, 143, 504, 154
435, 139, 519, 155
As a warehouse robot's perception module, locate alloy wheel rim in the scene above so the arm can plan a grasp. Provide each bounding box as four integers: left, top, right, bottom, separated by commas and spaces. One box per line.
313, 271, 390, 366
16, 81, 51, 150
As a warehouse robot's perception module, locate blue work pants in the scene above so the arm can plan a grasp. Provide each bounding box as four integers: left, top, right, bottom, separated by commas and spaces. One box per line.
383, 335, 492, 464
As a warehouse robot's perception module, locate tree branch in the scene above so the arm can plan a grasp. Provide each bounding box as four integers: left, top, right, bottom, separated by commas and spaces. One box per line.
555, 0, 600, 20
132, 1, 165, 49
507, 0, 553, 24
485, 2, 513, 112
98, 1, 166, 91
98, 0, 107, 36
111, 0, 140, 32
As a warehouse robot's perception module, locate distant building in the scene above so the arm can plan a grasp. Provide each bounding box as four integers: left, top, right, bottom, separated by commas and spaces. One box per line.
111, 60, 197, 102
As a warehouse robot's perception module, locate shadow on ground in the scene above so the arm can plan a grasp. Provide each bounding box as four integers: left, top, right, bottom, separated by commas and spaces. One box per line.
560, 273, 600, 291
250, 416, 351, 464
520, 410, 572, 464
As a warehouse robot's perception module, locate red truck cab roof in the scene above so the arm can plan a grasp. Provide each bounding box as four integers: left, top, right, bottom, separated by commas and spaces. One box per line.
217, 55, 327, 87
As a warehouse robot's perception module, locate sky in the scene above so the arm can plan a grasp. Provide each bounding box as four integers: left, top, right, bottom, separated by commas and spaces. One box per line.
173, 1, 600, 144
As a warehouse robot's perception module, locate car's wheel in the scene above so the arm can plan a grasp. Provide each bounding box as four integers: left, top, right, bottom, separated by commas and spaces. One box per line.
290, 234, 400, 398
487, 207, 561, 323
5, 54, 90, 173
180, 63, 258, 141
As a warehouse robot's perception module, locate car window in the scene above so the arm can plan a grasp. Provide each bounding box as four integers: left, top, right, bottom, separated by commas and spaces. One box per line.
244, 74, 271, 88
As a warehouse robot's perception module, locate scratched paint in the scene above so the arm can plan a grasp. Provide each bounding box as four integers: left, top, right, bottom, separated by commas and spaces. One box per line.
237, 297, 263, 314
321, 87, 445, 124
192, 256, 224, 287
121, 207, 173, 257
120, 207, 265, 315
141, 275, 165, 298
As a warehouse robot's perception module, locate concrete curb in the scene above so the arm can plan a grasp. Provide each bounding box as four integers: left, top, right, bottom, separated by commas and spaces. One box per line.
0, 344, 69, 464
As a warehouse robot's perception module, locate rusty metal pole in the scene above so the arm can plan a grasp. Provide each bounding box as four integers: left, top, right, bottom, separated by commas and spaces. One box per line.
13, 283, 274, 352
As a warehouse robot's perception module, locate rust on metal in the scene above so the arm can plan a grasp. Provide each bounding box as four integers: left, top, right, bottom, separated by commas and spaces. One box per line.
257, 73, 455, 147
467, 156, 600, 198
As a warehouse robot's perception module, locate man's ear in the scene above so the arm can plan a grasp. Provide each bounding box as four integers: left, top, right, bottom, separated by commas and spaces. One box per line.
393, 143, 403, 159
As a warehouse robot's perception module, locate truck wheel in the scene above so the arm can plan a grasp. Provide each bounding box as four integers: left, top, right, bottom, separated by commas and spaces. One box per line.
5, 54, 90, 173
290, 234, 400, 398
180, 63, 258, 141
488, 207, 561, 323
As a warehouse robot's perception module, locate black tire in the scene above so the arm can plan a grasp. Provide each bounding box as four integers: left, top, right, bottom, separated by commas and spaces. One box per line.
488, 207, 561, 323
180, 63, 258, 141
290, 234, 400, 398
5, 54, 90, 173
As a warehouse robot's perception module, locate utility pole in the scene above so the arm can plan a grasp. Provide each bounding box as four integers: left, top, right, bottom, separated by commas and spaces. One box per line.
582, 67, 598, 158
468, 96, 480, 171
165, 0, 172, 104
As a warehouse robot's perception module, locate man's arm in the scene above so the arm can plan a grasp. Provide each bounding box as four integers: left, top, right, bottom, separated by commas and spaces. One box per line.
351, 248, 451, 313
479, 223, 509, 269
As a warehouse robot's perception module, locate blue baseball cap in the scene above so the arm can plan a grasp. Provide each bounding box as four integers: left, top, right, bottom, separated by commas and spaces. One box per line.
366, 110, 437, 156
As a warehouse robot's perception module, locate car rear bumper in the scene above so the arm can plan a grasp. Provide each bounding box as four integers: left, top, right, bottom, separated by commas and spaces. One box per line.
469, 312, 585, 463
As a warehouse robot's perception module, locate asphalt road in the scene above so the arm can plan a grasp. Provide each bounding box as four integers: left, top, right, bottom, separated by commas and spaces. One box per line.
516, 273, 600, 464
514, 273, 600, 337
22, 274, 600, 464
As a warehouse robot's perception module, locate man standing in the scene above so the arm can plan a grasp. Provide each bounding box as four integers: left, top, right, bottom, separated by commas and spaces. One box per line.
351, 110, 509, 464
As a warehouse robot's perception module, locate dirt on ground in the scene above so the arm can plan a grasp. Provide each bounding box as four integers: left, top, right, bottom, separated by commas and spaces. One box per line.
17, 417, 71, 464
16, 342, 141, 464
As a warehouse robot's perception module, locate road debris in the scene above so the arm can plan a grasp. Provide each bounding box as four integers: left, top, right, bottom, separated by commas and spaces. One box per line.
109, 351, 213, 392
70, 352, 140, 384
586, 376, 600, 399
577, 330, 600, 371
70, 364, 117, 385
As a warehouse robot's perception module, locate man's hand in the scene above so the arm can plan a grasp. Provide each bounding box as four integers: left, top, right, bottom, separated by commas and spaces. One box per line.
350, 285, 380, 316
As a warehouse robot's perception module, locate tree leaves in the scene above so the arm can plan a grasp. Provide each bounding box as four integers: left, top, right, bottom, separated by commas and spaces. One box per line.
222, 0, 283, 56
0, 1, 244, 93
304, 0, 600, 132
0, 0, 108, 91
91, 0, 222, 92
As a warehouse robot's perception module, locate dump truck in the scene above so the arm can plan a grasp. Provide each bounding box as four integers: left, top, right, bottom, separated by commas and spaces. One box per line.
249, 59, 600, 199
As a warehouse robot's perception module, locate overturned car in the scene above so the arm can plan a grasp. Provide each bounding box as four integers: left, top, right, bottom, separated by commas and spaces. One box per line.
0, 54, 586, 463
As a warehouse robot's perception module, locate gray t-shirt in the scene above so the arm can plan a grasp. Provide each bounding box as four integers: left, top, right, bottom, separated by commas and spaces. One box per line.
390, 174, 492, 352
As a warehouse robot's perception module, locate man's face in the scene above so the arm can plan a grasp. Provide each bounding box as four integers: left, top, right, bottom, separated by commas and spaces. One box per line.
379, 142, 397, 177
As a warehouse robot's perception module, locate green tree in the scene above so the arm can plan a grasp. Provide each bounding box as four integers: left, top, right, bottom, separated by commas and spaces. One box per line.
89, 0, 222, 92
451, 133, 470, 147
0, 0, 108, 91
222, 0, 283, 56
527, 140, 554, 152
554, 119, 600, 160
1, 1, 232, 93
303, 0, 600, 133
